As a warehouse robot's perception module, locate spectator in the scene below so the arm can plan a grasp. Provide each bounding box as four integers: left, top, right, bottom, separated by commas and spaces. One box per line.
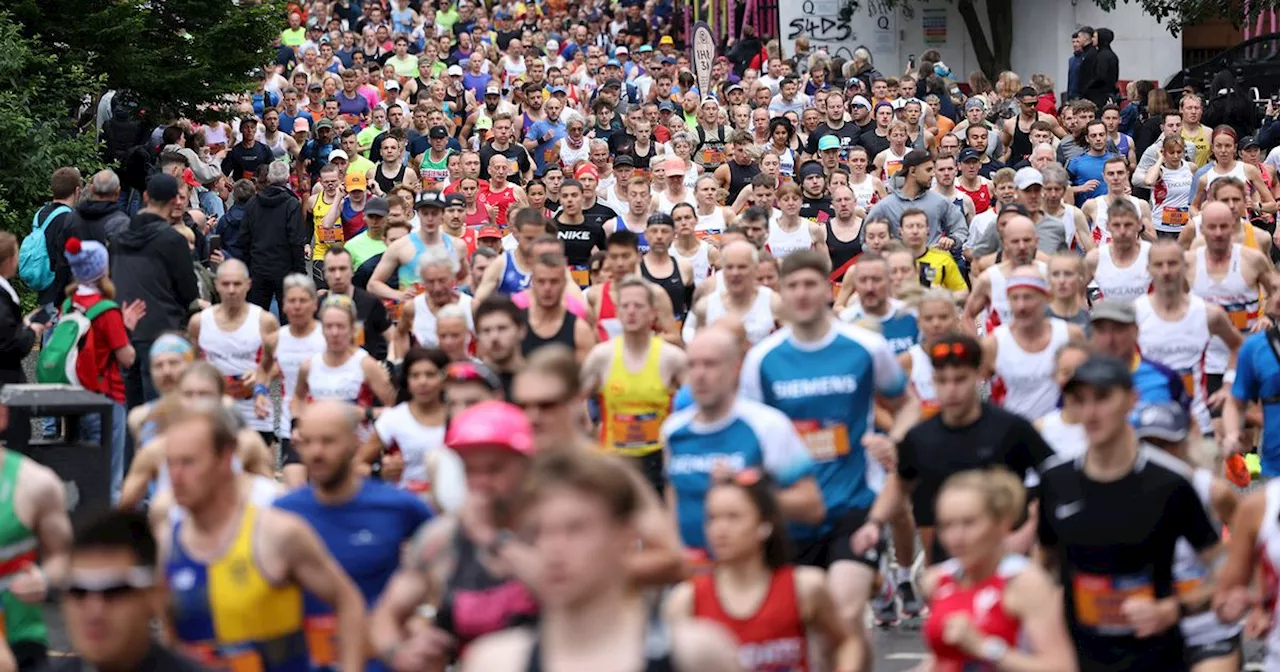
0, 232, 43, 453
60, 237, 144, 500
46, 510, 211, 671
113, 174, 200, 406
240, 161, 307, 311
212, 179, 257, 262
1203, 69, 1260, 140
1079, 28, 1119, 108
1066, 27, 1093, 102
35, 167, 83, 319
66, 170, 131, 245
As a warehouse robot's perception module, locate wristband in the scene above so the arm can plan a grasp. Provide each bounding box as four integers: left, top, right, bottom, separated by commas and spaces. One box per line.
1223, 369, 1237, 385
253, 384, 269, 397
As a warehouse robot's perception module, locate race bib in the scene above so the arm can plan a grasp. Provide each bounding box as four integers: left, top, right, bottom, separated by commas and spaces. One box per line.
185, 643, 266, 672
404, 480, 431, 494
1161, 206, 1190, 227
224, 375, 254, 401
694, 229, 721, 245
1175, 576, 1204, 597
1072, 572, 1154, 633
609, 411, 663, 453
570, 264, 591, 288
317, 225, 343, 244
701, 146, 726, 165
355, 321, 366, 347
885, 159, 903, 178
685, 548, 713, 575
1224, 304, 1257, 331
1179, 370, 1197, 398
793, 420, 851, 462
303, 614, 338, 667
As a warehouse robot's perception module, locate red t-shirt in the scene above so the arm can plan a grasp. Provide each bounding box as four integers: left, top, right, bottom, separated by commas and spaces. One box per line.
69, 292, 128, 404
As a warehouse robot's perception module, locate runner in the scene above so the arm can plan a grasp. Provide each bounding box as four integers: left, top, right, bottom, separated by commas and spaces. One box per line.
740, 250, 920, 671
359, 347, 451, 501
276, 400, 433, 672
308, 164, 345, 284
398, 246, 474, 350
291, 294, 397, 444
833, 218, 893, 312
769, 183, 827, 259
1145, 135, 1195, 239
442, 360, 505, 418
1081, 157, 1155, 243
918, 469, 1076, 671
1084, 198, 1152, 302
124, 334, 198, 454
1132, 401, 1243, 672
639, 213, 695, 326
474, 210, 575, 301
1136, 240, 1243, 434
898, 289, 961, 418
838, 254, 919, 355
474, 295, 527, 398
1036, 355, 1220, 672
854, 333, 1053, 567
553, 179, 607, 288
664, 472, 856, 672
586, 230, 680, 343
985, 266, 1083, 420
520, 252, 596, 361
686, 241, 782, 346
159, 402, 368, 672
1034, 339, 1094, 461
581, 276, 688, 494
458, 451, 742, 672
1045, 252, 1092, 334
260, 273, 325, 487
962, 216, 1046, 334
670, 203, 719, 288
1179, 178, 1273, 258
1089, 300, 1197, 413
368, 402, 540, 671
366, 190, 465, 303
187, 259, 280, 443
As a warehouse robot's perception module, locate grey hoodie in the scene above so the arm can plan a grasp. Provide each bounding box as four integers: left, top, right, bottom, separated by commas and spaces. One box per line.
864, 179, 968, 246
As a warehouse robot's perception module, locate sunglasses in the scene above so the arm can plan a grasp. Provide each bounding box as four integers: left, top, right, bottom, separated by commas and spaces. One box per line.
514, 395, 569, 412
64, 567, 154, 601
931, 341, 970, 360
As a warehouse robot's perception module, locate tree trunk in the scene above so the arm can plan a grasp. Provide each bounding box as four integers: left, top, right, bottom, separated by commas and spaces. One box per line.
956, 0, 1014, 81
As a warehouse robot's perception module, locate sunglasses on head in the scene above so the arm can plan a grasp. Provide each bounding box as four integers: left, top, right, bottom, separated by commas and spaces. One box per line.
931, 341, 970, 360
63, 567, 154, 601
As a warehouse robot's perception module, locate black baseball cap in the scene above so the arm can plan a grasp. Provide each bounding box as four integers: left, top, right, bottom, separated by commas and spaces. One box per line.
614, 154, 635, 168
959, 147, 983, 163
443, 193, 466, 208
1063, 355, 1133, 394
429, 126, 449, 139
901, 149, 933, 171
414, 191, 447, 210
1132, 402, 1190, 443
146, 174, 180, 202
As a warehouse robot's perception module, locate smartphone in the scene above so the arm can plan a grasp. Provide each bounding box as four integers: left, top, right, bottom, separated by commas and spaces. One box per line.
208, 234, 223, 253
907, 54, 916, 70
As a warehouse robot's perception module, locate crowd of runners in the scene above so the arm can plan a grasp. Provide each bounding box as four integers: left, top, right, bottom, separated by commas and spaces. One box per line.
6, 2, 1280, 672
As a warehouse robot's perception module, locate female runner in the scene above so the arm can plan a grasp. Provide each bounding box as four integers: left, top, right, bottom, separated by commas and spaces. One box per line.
665, 471, 856, 672
922, 469, 1075, 672
292, 294, 397, 443
360, 347, 460, 511
262, 273, 325, 487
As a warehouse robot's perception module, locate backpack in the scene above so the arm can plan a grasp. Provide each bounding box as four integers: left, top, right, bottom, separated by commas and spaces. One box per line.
36, 297, 119, 386
18, 204, 72, 291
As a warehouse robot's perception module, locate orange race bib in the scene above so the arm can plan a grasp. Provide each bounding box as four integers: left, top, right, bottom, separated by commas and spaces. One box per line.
185, 643, 266, 672
921, 400, 941, 419
702, 148, 726, 165
1180, 370, 1197, 398
885, 159, 903, 178
1175, 576, 1204, 597
317, 225, 343, 244
224, 375, 254, 401
1224, 304, 1258, 331
608, 411, 663, 453
303, 614, 338, 667
694, 229, 721, 246
355, 321, 366, 347
1072, 572, 1154, 632
793, 420, 851, 461
1161, 206, 1190, 227
570, 264, 591, 289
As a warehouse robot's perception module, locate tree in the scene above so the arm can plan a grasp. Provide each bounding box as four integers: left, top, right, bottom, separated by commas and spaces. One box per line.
9, 0, 287, 122
841, 0, 1258, 80
0, 12, 102, 246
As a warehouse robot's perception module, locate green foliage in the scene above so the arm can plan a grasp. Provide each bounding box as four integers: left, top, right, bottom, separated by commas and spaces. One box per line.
0, 12, 103, 243
9, 0, 288, 122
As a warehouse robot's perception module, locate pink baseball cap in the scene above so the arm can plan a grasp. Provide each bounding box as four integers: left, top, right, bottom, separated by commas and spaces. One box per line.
446, 401, 535, 457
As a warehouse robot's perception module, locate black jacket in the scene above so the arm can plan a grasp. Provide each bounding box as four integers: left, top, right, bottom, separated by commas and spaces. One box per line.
38, 642, 212, 672
0, 282, 35, 385
1204, 70, 1260, 140
1079, 29, 1119, 107
240, 185, 306, 280
213, 202, 249, 261
112, 211, 199, 344
53, 199, 132, 299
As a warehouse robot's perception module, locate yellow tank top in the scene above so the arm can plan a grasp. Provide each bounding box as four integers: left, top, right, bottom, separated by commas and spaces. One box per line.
312, 193, 340, 261
166, 504, 308, 672
1183, 126, 1213, 168
1242, 220, 1259, 250
599, 337, 672, 457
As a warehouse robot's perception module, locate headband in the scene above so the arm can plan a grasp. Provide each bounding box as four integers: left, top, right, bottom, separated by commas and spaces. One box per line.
1006, 275, 1050, 295
150, 334, 195, 362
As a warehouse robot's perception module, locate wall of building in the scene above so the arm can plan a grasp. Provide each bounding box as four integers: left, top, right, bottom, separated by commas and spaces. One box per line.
781, 0, 1183, 90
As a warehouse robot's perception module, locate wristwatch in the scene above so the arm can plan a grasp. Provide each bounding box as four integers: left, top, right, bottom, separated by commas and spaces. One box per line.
979, 636, 1009, 663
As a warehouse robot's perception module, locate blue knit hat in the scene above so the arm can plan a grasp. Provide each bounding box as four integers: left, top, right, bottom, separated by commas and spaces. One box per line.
64, 237, 109, 284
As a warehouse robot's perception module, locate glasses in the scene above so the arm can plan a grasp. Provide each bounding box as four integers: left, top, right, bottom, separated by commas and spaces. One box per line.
515, 395, 570, 412
931, 342, 970, 360
64, 567, 154, 601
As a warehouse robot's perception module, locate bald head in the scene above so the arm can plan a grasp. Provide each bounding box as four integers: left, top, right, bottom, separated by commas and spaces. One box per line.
1003, 216, 1036, 242
721, 240, 758, 265
688, 326, 741, 364
215, 258, 250, 281
301, 400, 361, 436
1201, 201, 1234, 226
708, 316, 748, 355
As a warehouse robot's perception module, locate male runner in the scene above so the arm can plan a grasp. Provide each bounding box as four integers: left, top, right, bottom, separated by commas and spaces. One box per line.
686, 241, 783, 346
275, 401, 432, 672
740, 250, 920, 670
159, 403, 367, 672
398, 246, 473, 351
553, 179, 608, 288
586, 230, 680, 343
639, 214, 694, 324
838, 254, 919, 355
581, 276, 688, 494
187, 259, 280, 442
367, 191, 466, 302
963, 216, 1046, 333
474, 210, 580, 301
521, 253, 596, 361
1081, 157, 1155, 243
1084, 198, 1152, 302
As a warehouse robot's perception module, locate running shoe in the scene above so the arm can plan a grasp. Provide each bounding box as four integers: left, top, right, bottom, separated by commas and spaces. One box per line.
871, 580, 898, 627
899, 580, 925, 621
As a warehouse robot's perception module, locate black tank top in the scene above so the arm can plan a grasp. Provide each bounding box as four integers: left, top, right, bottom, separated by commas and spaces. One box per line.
522, 309, 577, 356
374, 161, 407, 195
727, 160, 761, 205
641, 258, 688, 322
525, 610, 675, 672
410, 77, 432, 105
826, 219, 863, 276
434, 526, 540, 648
1010, 117, 1034, 164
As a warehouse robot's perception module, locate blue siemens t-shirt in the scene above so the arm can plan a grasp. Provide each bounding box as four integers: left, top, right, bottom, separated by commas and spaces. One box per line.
740, 322, 908, 540
1232, 332, 1280, 476
839, 299, 920, 355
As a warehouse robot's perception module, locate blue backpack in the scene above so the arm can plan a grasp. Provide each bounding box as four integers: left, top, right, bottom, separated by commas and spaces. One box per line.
18, 204, 72, 291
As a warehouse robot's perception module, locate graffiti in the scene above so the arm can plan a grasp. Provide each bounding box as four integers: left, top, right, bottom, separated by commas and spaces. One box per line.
786, 16, 853, 42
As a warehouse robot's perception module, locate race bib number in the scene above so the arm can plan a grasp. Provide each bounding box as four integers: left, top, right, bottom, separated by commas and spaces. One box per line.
701, 146, 726, 165
884, 159, 903, 178
304, 614, 338, 667
1161, 206, 1190, 227
317, 225, 342, 244
224, 375, 254, 401
355, 321, 366, 347
609, 411, 662, 452
694, 229, 721, 245
185, 643, 266, 672
570, 264, 591, 289
1225, 305, 1257, 331
793, 420, 851, 462
1072, 572, 1154, 633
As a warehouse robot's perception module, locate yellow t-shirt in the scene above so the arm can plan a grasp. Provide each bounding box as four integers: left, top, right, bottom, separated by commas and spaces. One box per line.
916, 247, 967, 292
1183, 125, 1213, 168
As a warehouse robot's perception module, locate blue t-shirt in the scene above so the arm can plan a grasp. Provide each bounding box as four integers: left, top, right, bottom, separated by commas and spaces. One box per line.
1066, 151, 1119, 205
662, 398, 816, 549
740, 321, 908, 540
275, 479, 432, 666
839, 300, 919, 355
278, 109, 314, 135
528, 119, 566, 175
1132, 356, 1193, 416
1232, 332, 1280, 475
